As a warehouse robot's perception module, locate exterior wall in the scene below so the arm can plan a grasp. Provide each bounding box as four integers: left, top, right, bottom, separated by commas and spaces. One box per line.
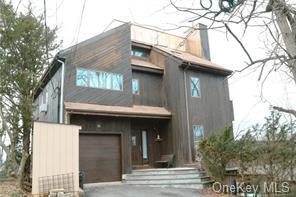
34, 67, 62, 123
162, 56, 189, 166
32, 122, 80, 196
62, 24, 132, 107
69, 114, 132, 174
186, 69, 234, 160
132, 70, 163, 107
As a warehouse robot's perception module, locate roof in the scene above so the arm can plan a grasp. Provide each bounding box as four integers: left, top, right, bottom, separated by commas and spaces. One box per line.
154, 46, 232, 75
64, 102, 172, 119
131, 58, 163, 72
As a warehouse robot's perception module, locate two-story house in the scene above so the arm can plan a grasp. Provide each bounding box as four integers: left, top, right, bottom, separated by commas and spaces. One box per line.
34, 22, 234, 184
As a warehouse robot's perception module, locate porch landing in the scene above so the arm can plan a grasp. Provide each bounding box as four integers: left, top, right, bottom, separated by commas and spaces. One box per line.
122, 167, 213, 189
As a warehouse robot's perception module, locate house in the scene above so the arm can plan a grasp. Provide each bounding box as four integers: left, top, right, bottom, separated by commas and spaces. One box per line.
34, 22, 234, 184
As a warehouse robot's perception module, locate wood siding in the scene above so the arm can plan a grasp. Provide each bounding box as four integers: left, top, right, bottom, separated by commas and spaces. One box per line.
34, 67, 62, 123
70, 114, 132, 174
132, 70, 163, 107
62, 24, 132, 106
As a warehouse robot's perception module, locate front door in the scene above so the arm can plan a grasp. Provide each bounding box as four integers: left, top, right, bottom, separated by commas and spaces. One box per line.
131, 129, 149, 166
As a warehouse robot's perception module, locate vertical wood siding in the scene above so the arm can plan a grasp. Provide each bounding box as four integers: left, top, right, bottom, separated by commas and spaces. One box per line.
132, 71, 163, 107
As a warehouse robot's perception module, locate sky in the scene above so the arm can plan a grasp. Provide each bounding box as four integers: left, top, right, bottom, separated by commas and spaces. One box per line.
12, 0, 296, 135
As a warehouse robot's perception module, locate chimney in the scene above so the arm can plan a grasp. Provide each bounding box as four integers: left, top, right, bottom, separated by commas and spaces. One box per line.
185, 23, 211, 60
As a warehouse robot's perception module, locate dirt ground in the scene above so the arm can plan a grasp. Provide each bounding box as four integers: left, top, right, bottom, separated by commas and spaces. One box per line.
0, 178, 26, 197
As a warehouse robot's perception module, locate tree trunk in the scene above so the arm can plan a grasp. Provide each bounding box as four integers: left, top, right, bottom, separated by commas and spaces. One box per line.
273, 0, 296, 83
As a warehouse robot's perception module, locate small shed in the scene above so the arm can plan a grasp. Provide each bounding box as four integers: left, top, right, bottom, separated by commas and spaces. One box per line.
32, 122, 81, 196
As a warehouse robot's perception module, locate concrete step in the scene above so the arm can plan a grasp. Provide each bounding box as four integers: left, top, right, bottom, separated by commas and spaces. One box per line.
137, 182, 213, 190
131, 168, 206, 175
125, 174, 210, 181
123, 167, 213, 190
125, 178, 211, 185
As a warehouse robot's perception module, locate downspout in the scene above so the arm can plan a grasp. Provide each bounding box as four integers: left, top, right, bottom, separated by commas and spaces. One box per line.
57, 58, 65, 124
183, 63, 192, 164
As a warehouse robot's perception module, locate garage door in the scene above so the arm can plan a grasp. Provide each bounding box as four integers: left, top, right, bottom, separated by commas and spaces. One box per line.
79, 134, 121, 183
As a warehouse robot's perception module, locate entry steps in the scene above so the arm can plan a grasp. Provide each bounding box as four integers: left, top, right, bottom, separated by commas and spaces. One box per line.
122, 167, 213, 189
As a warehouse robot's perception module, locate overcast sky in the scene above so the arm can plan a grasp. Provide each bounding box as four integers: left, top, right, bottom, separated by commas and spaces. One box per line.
13, 0, 296, 135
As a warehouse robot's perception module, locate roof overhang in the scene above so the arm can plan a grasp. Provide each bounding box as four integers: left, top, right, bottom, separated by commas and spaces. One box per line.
65, 102, 172, 119
34, 55, 65, 100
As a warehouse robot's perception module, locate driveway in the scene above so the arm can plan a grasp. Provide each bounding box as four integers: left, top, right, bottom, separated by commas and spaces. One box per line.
84, 182, 204, 197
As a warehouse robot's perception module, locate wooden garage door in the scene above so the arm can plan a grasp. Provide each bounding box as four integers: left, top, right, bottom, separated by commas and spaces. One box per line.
79, 134, 121, 183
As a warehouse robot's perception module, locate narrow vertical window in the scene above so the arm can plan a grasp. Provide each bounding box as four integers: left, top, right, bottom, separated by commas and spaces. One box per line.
190, 77, 201, 97
76, 68, 89, 87
132, 79, 139, 95
193, 125, 204, 143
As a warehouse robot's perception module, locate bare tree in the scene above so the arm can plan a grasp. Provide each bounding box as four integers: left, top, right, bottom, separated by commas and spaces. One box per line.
169, 0, 296, 116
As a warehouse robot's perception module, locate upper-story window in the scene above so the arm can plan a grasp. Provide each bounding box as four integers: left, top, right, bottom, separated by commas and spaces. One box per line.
132, 79, 139, 95
76, 68, 123, 91
190, 77, 201, 97
193, 125, 204, 143
131, 46, 150, 58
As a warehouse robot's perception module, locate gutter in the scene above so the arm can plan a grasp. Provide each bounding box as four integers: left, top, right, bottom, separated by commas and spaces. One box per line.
57, 58, 65, 124
183, 63, 192, 164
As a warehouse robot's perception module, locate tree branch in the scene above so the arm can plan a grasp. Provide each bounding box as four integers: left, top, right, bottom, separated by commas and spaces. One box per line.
273, 106, 296, 118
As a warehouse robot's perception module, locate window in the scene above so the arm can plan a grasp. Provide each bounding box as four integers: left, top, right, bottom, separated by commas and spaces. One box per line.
131, 47, 150, 58
190, 77, 201, 97
193, 125, 204, 143
76, 68, 123, 91
132, 79, 139, 95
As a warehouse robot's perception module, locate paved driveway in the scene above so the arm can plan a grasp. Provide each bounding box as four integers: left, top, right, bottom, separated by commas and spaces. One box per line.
84, 183, 204, 197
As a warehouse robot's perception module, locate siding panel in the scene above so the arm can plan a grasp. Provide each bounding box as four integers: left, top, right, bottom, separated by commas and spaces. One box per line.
62, 24, 132, 106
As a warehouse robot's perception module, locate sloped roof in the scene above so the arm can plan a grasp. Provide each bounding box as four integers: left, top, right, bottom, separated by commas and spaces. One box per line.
154, 46, 232, 75
131, 58, 163, 70
64, 102, 172, 119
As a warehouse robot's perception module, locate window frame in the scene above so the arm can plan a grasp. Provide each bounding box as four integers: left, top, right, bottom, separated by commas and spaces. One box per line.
132, 78, 140, 95
190, 76, 201, 98
76, 67, 123, 91
192, 125, 204, 143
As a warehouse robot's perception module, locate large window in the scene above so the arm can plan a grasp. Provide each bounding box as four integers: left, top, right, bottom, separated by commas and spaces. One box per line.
132, 79, 139, 95
190, 77, 201, 97
193, 125, 204, 143
76, 68, 123, 91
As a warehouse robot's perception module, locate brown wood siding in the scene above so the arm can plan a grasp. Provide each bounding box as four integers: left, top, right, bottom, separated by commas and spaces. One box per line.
186, 70, 233, 160
132, 71, 163, 107
70, 114, 132, 174
62, 24, 133, 106
162, 56, 189, 166
79, 134, 121, 183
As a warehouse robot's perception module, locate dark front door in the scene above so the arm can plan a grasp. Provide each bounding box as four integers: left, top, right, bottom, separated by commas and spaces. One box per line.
131, 129, 149, 166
